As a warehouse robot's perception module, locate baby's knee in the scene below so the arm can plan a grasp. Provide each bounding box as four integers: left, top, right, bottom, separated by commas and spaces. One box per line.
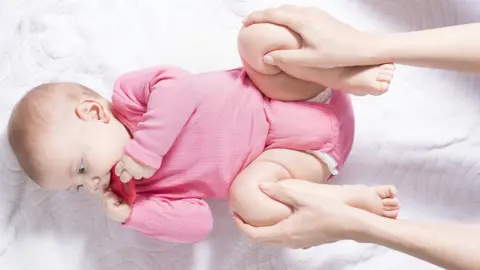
230, 187, 292, 227
229, 182, 291, 227
238, 23, 301, 75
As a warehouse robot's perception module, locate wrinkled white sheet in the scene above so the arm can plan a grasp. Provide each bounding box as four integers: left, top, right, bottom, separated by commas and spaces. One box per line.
1, 0, 480, 269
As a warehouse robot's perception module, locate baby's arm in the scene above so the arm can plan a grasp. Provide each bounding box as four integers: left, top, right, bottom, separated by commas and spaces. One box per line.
113, 67, 197, 170
123, 195, 213, 243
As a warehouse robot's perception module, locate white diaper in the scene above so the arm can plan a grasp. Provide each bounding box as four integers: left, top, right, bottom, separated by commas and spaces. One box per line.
307, 88, 338, 176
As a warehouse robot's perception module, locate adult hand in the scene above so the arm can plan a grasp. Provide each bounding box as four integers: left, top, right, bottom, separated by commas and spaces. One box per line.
233, 179, 360, 249
244, 5, 382, 68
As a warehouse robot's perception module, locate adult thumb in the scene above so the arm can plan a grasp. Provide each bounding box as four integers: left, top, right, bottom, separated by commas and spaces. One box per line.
264, 49, 318, 67
259, 181, 301, 208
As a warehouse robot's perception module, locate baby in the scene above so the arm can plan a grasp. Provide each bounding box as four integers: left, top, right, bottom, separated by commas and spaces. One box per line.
8, 23, 399, 243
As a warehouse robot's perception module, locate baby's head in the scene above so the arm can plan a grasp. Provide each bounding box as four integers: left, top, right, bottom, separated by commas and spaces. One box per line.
8, 83, 130, 192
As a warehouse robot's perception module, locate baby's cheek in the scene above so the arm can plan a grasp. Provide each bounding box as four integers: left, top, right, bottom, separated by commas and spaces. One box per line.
91, 140, 122, 169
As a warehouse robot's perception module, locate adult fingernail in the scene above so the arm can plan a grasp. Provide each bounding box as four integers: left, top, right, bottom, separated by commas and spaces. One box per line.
263, 55, 274, 64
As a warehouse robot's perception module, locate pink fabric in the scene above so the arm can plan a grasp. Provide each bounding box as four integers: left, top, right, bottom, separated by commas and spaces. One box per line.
111, 66, 354, 243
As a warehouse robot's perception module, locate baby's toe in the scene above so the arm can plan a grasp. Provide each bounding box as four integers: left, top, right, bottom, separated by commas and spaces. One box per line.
377, 73, 393, 83
375, 185, 398, 198
383, 209, 399, 219
376, 65, 395, 90
383, 198, 400, 207
380, 63, 396, 71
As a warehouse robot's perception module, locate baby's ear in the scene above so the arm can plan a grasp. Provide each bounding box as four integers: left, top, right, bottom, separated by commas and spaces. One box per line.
75, 100, 110, 123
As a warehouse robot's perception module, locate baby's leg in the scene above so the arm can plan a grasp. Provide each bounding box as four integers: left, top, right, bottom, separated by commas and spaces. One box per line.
229, 149, 400, 227
238, 23, 395, 99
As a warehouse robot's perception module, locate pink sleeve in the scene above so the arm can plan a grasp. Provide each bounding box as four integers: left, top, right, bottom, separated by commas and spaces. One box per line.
113, 66, 197, 169
122, 195, 213, 243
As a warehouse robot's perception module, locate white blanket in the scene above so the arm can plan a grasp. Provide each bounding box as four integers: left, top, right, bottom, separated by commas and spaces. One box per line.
1, 0, 480, 269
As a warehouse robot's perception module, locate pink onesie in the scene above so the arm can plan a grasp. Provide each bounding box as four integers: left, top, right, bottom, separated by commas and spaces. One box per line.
111, 66, 354, 243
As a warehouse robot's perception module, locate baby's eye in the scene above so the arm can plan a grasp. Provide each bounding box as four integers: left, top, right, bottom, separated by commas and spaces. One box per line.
78, 161, 86, 174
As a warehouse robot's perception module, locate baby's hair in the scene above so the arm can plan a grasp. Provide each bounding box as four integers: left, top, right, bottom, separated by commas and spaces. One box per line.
8, 82, 100, 183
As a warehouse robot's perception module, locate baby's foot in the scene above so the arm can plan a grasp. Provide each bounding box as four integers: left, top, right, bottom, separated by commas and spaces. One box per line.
338, 64, 395, 95
341, 185, 400, 218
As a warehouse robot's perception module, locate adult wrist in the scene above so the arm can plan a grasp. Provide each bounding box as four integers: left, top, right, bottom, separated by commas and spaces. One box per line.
352, 33, 395, 66
370, 33, 396, 64
341, 208, 383, 244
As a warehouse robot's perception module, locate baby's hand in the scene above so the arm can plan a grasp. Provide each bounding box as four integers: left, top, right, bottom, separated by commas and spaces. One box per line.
115, 154, 156, 183
102, 191, 132, 223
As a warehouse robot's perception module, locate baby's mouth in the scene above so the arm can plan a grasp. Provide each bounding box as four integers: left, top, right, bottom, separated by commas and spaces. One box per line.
100, 174, 111, 191
100, 183, 109, 192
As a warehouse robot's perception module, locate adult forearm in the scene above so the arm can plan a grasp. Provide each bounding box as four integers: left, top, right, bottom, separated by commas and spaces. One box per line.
352, 212, 480, 270
375, 23, 480, 73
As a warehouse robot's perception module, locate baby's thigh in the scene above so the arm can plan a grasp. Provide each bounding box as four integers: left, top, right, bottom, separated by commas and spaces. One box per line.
238, 23, 300, 75
238, 23, 323, 101
229, 149, 330, 227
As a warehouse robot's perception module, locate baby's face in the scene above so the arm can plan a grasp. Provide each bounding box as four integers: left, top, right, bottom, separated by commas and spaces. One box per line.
38, 98, 131, 193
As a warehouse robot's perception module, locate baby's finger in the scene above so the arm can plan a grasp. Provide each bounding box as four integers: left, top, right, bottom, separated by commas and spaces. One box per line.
120, 171, 132, 183
130, 170, 143, 180
114, 161, 124, 176
137, 171, 152, 180
102, 190, 114, 200
145, 169, 155, 178
102, 191, 115, 201
101, 192, 113, 208
104, 192, 121, 206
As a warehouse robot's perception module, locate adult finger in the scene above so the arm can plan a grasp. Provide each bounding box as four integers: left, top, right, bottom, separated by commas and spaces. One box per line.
263, 179, 323, 207
264, 49, 319, 67
232, 214, 283, 244
233, 214, 304, 248
259, 181, 307, 208
244, 6, 306, 33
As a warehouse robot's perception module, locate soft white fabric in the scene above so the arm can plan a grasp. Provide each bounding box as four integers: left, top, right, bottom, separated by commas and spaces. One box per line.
1, 0, 480, 269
